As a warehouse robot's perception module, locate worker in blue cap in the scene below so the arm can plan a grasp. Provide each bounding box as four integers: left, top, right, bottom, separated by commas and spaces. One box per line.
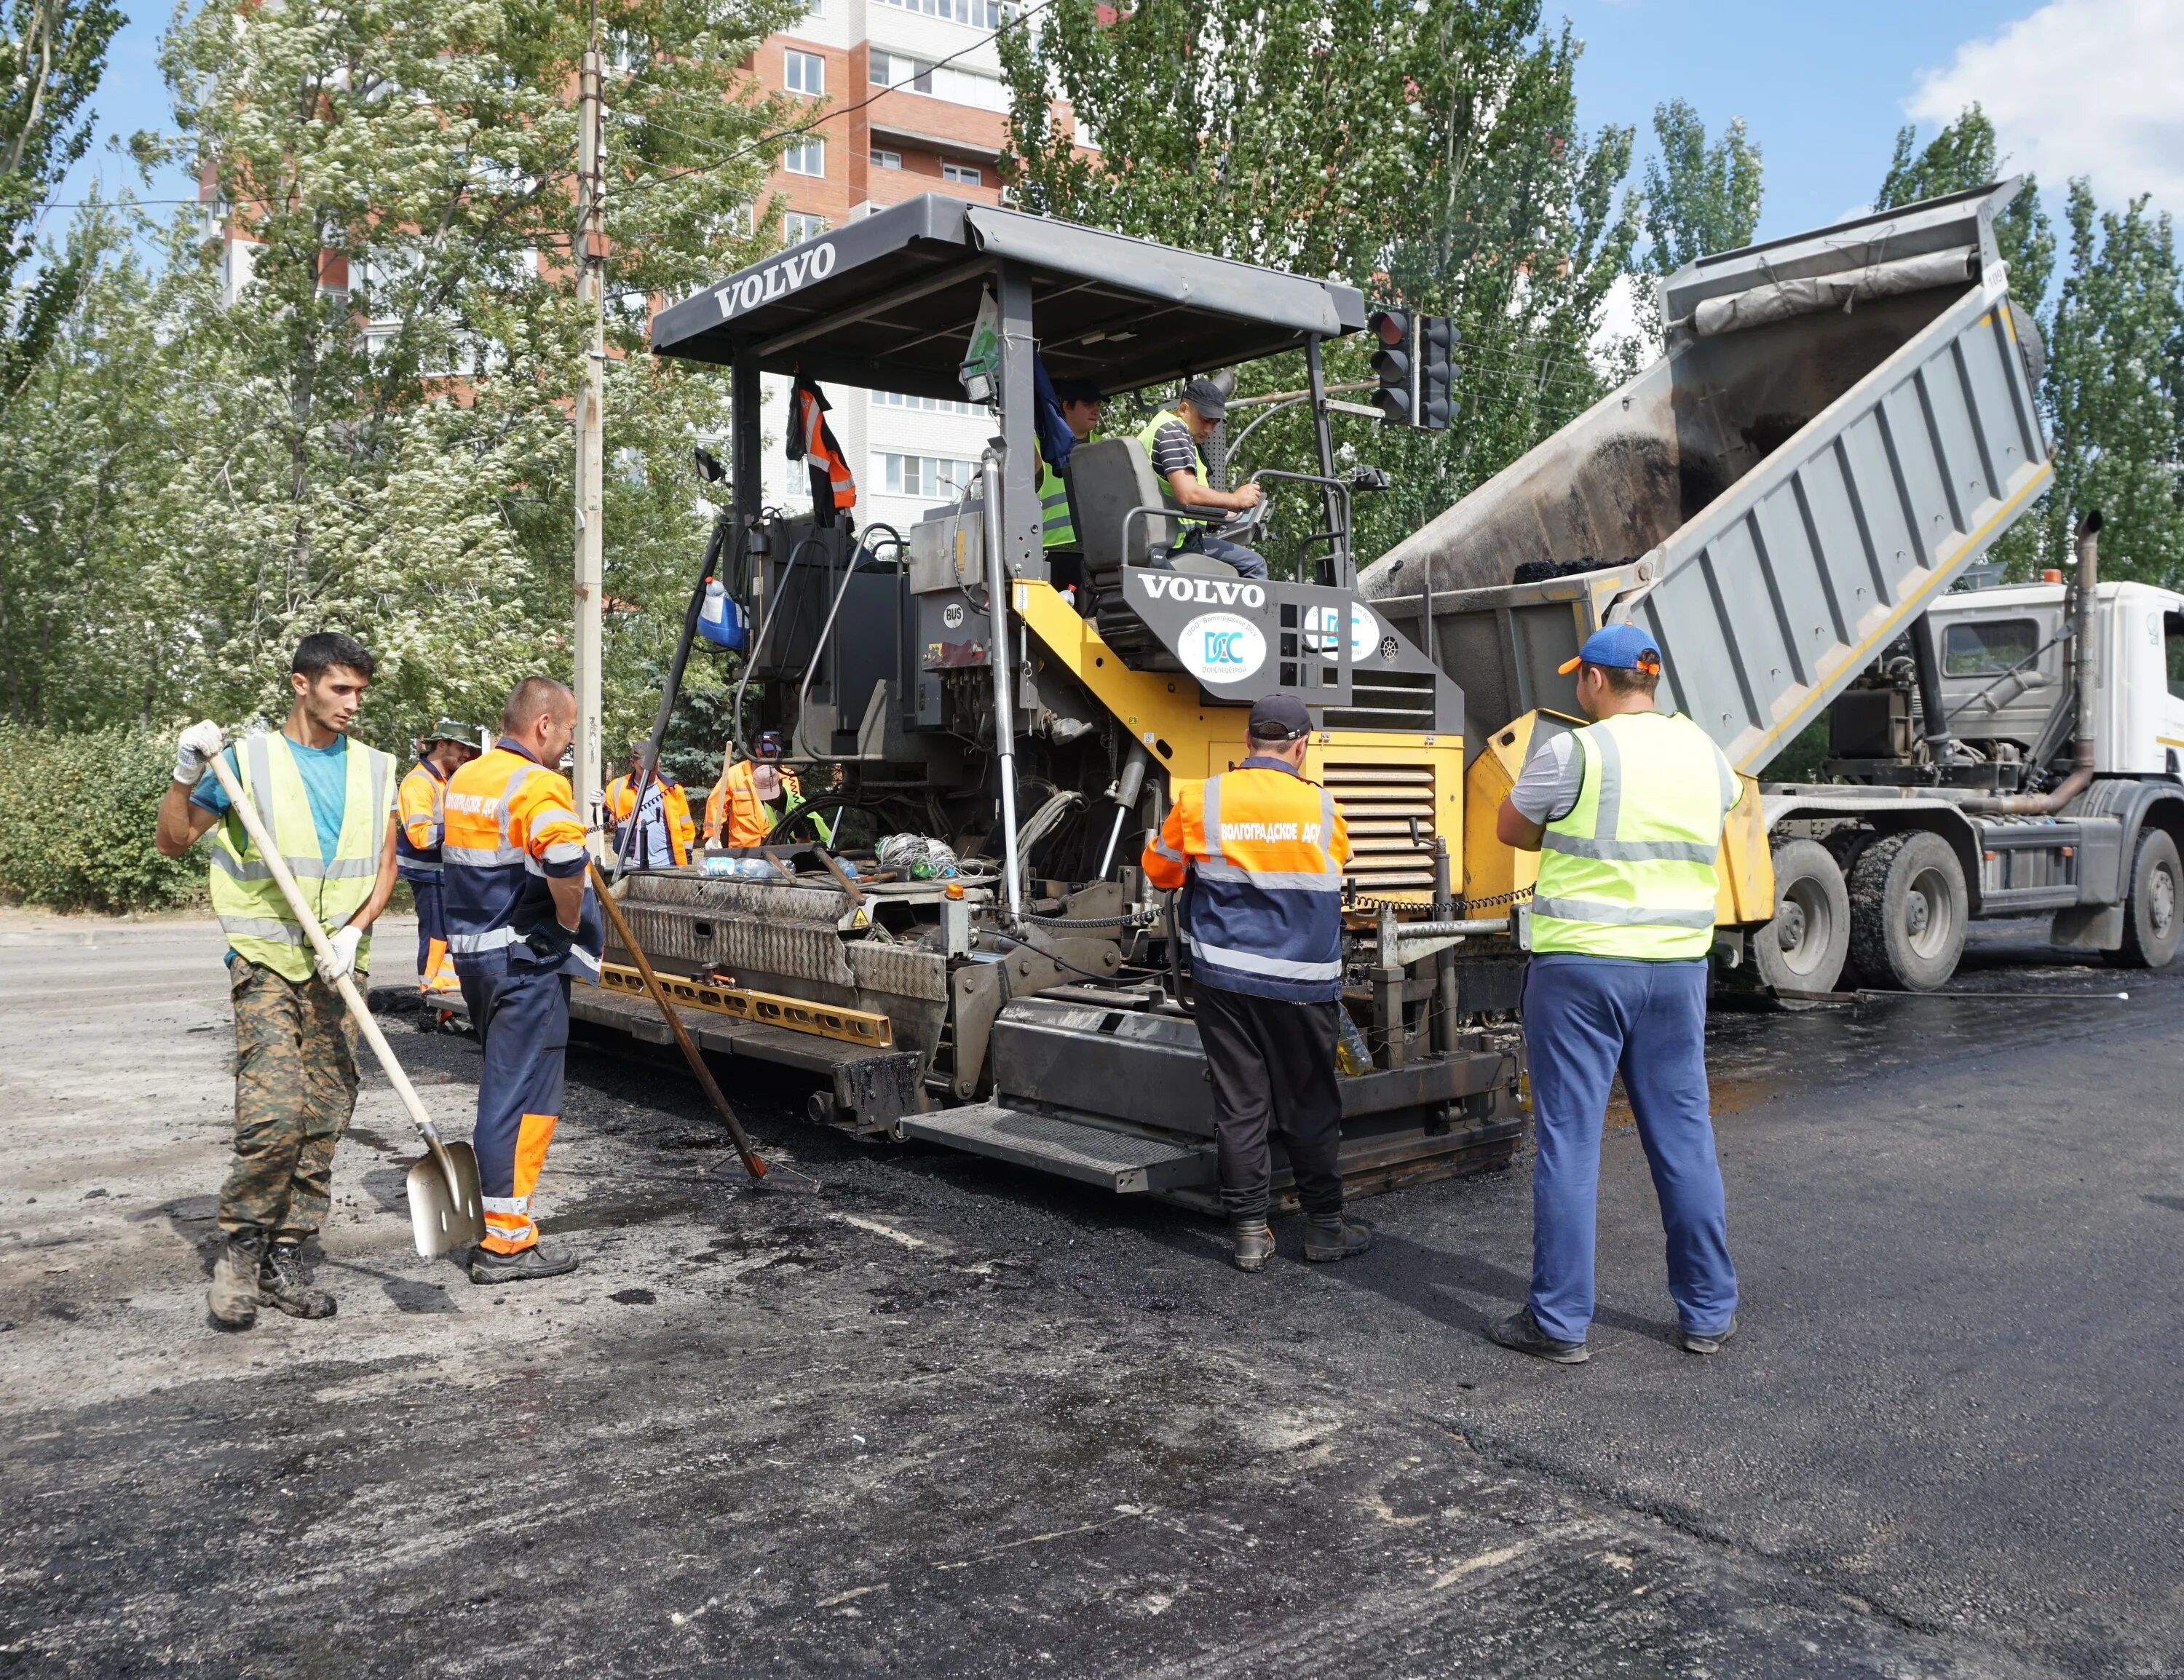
1491, 622, 1744, 1363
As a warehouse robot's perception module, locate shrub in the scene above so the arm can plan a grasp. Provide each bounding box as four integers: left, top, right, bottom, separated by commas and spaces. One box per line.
0, 725, 207, 913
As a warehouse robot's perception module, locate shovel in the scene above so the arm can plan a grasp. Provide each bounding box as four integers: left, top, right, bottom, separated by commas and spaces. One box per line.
203, 738, 486, 1258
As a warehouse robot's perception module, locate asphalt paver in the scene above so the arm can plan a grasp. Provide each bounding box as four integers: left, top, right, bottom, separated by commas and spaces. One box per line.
1, 908, 2177, 1676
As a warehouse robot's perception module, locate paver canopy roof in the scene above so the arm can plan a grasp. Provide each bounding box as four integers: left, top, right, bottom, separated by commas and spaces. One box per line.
650, 194, 1368, 400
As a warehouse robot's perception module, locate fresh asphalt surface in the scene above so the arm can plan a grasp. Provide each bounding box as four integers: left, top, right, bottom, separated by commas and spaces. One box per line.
2, 909, 2179, 1677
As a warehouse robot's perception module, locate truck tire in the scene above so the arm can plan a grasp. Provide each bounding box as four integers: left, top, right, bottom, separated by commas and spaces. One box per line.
1848, 831, 1967, 991
2105, 826, 2182, 970
1751, 839, 1851, 994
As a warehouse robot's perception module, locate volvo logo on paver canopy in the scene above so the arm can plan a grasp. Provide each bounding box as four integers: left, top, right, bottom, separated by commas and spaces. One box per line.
714, 242, 839, 320
1139, 574, 1267, 611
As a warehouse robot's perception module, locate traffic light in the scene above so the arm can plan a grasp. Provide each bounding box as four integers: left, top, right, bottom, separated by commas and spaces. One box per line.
1369, 309, 1416, 427
1418, 315, 1457, 431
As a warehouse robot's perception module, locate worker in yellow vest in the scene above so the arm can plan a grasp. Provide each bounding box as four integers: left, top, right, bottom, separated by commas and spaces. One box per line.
1492, 624, 1743, 1365
155, 633, 400, 1331
1038, 378, 1104, 551
1135, 377, 1266, 578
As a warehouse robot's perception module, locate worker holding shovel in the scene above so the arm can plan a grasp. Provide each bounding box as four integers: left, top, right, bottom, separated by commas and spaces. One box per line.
156, 633, 400, 1330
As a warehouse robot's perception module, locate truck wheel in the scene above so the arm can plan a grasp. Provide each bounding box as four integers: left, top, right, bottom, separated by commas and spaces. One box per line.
1848, 831, 1967, 991
1751, 839, 1850, 994
2105, 827, 2182, 970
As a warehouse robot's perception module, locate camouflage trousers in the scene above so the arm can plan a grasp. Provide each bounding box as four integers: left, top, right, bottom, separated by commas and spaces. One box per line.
218, 956, 363, 1241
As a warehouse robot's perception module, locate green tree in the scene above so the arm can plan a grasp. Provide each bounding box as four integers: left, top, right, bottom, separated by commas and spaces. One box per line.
0, 199, 168, 726
0, 0, 123, 406
997, 0, 1639, 564
2036, 183, 2184, 585
1873, 106, 2057, 579
1639, 99, 1762, 280
1876, 104, 2054, 312
146, 0, 799, 743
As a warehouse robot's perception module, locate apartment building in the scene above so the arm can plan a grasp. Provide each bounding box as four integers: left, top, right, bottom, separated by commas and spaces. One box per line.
746, 0, 1064, 529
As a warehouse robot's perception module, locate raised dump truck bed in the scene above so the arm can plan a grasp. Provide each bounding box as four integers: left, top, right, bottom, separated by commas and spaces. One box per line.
1364, 181, 2051, 774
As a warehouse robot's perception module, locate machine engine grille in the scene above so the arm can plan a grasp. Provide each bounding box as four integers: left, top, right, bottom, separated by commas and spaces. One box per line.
1323, 761, 1438, 896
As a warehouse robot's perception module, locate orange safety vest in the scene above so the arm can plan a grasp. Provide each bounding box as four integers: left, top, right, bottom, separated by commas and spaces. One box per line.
790, 375, 855, 523
705, 759, 801, 847
605, 772, 696, 867
1143, 756, 1351, 1002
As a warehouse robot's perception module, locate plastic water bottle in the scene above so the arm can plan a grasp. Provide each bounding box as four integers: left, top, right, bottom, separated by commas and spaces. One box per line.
1334, 1007, 1374, 1077
697, 579, 745, 650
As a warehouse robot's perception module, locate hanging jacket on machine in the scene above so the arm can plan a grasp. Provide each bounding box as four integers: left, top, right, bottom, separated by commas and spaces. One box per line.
788, 375, 855, 526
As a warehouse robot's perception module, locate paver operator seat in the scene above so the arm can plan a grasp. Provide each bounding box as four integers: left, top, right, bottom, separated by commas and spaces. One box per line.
1067, 436, 1238, 662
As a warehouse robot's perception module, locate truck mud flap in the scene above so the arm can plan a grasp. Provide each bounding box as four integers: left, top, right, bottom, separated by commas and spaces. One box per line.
898, 1104, 1216, 1194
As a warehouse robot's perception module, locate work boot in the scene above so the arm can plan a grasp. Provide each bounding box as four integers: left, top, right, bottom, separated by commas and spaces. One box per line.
259, 1241, 337, 1320
1302, 1211, 1373, 1263
1682, 1316, 1737, 1356
1487, 1305, 1589, 1365
469, 1240, 580, 1286
207, 1231, 266, 1330
1230, 1221, 1275, 1273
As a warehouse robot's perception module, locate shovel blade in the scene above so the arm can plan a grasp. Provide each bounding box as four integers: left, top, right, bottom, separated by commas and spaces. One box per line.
406, 1141, 486, 1259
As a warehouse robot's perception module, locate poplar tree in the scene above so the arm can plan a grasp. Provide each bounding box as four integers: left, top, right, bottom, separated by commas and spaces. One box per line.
996, 0, 1639, 563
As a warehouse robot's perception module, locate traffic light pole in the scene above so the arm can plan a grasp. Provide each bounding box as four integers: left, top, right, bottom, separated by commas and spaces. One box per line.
1305, 336, 1349, 587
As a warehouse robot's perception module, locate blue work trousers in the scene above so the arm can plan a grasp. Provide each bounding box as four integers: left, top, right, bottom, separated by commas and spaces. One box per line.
1181, 531, 1267, 579
1523, 954, 1736, 1344
459, 968, 570, 1254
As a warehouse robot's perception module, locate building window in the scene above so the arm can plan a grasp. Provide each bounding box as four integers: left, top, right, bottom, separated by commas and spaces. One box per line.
879, 452, 976, 499
784, 49, 824, 95
784, 137, 825, 176
874, 0, 1014, 27
871, 148, 902, 170
942, 162, 982, 186
869, 51, 932, 95
875, 389, 980, 416
783, 211, 828, 242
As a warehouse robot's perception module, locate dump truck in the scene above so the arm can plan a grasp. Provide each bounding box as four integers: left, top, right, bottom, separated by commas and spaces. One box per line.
1363, 179, 2180, 994
551, 192, 1780, 1208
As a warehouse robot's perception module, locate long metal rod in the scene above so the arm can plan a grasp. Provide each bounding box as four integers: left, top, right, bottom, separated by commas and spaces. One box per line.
1304, 336, 1348, 585
1096, 742, 1152, 879
982, 449, 1023, 919
587, 860, 769, 1181
614, 512, 732, 879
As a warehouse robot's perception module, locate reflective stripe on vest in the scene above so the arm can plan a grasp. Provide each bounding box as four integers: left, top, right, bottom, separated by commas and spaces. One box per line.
1179, 768, 1346, 999
1039, 462, 1075, 547
1530, 711, 1732, 961
1133, 409, 1206, 496
208, 732, 390, 982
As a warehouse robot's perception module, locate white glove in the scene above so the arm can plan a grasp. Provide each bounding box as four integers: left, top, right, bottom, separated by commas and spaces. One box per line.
315, 924, 364, 984
173, 720, 226, 785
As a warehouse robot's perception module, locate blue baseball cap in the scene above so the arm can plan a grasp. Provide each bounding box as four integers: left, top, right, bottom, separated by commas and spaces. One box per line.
1559, 623, 1661, 675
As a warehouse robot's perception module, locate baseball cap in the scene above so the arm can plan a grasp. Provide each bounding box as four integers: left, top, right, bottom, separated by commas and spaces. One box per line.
1179, 376, 1228, 421
755, 730, 786, 758
1558, 624, 1661, 676
1247, 692, 1312, 741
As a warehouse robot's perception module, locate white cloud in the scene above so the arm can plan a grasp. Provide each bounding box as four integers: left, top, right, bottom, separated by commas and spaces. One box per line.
1908, 0, 2184, 215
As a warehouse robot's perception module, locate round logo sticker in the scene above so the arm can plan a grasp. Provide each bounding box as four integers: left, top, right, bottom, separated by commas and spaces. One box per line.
1303, 603, 1380, 664
942, 602, 966, 629
1179, 611, 1267, 686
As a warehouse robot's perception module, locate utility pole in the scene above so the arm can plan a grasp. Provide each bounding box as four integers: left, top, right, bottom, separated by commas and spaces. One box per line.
571, 17, 606, 845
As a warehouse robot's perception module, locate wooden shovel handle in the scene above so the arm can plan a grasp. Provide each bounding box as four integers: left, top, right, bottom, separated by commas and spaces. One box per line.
586, 860, 767, 1179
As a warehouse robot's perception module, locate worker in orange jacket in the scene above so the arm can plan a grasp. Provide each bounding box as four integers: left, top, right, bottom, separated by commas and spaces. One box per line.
604, 738, 696, 868
705, 731, 802, 847
396, 718, 480, 996
1143, 693, 1368, 1274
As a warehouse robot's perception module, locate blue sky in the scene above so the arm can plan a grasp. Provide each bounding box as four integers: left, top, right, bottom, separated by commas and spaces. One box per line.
49, 0, 2179, 263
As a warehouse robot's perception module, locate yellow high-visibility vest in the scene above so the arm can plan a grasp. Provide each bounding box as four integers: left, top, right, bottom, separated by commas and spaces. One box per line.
1530, 710, 1736, 960
208, 732, 391, 982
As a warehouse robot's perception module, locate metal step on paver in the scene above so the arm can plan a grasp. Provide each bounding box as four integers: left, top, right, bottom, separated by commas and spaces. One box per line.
901, 1104, 1214, 1194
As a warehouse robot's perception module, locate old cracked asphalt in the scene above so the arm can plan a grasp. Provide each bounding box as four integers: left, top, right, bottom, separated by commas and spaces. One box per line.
2, 907, 2180, 1678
